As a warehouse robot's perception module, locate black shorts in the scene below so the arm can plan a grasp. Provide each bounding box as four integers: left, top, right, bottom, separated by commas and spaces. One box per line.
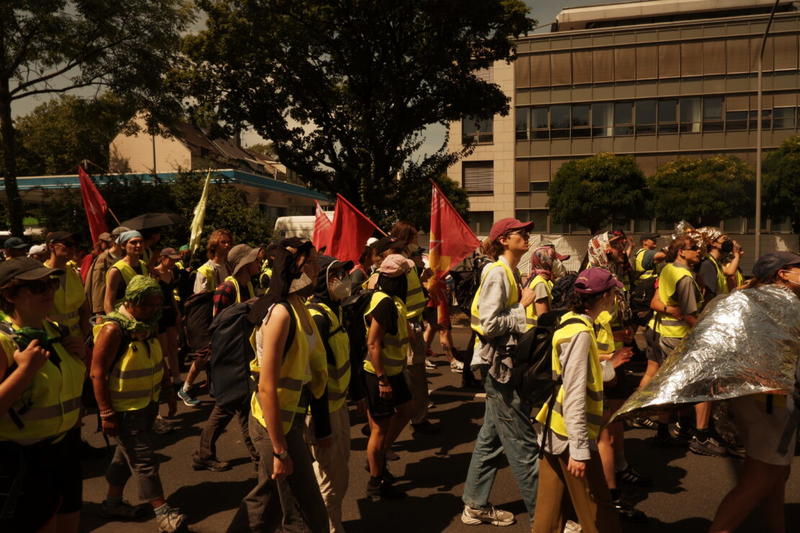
604, 369, 638, 400
0, 428, 82, 531
645, 327, 664, 365
363, 371, 412, 420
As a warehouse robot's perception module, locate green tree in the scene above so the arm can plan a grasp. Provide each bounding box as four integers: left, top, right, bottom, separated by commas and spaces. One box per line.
649, 156, 754, 227
182, 0, 532, 225
247, 142, 278, 161
548, 153, 649, 235
763, 135, 800, 232
0, 0, 194, 235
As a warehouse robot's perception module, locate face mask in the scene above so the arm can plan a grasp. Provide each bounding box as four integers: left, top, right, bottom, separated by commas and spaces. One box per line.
289, 272, 313, 294
329, 278, 351, 301
720, 240, 734, 254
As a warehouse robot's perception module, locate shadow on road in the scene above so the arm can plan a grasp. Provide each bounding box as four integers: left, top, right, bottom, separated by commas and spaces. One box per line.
170, 478, 256, 525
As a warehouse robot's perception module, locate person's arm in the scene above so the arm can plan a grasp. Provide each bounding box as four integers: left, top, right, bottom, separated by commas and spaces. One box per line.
722, 244, 743, 277
257, 304, 293, 479
674, 277, 700, 327
478, 268, 529, 338
0, 339, 51, 417
104, 268, 121, 314
650, 288, 682, 319
366, 313, 393, 400
559, 331, 592, 472
309, 311, 333, 440
90, 322, 123, 436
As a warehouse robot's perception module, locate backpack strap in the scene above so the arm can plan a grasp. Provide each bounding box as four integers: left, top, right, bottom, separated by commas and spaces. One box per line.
274, 302, 296, 360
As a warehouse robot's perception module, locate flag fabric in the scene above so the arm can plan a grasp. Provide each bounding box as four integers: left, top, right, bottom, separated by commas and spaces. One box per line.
312, 201, 333, 252
428, 181, 480, 279
189, 170, 213, 258
326, 194, 384, 264
78, 166, 109, 244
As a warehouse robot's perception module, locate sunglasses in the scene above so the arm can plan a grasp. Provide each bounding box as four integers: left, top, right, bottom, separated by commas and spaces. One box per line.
21, 277, 60, 294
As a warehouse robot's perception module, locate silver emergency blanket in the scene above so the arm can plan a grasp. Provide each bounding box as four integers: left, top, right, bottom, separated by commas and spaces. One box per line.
612, 284, 800, 421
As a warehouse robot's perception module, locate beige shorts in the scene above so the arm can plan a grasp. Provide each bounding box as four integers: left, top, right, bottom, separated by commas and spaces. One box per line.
731, 394, 798, 466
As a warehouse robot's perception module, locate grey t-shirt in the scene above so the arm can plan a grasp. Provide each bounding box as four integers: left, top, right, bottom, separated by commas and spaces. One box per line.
698, 258, 720, 299
674, 275, 699, 316
533, 281, 550, 303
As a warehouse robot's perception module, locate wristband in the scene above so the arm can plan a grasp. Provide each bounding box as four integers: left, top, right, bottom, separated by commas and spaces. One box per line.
100, 409, 115, 419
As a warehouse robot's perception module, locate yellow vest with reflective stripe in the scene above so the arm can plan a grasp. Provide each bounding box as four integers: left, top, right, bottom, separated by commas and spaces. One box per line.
47, 262, 85, 337
706, 255, 729, 297
197, 262, 219, 292
308, 301, 351, 412
595, 310, 615, 355
251, 303, 328, 433
634, 248, 657, 280
524, 275, 553, 330
93, 321, 164, 412
107, 259, 147, 307
223, 276, 255, 304
655, 263, 702, 339
535, 312, 604, 440
470, 260, 520, 337
0, 321, 85, 445
363, 292, 408, 377
404, 268, 427, 319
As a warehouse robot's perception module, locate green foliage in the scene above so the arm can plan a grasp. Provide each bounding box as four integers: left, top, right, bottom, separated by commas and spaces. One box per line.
763, 135, 800, 232
548, 153, 649, 234
649, 156, 755, 227
182, 0, 532, 223
247, 142, 278, 161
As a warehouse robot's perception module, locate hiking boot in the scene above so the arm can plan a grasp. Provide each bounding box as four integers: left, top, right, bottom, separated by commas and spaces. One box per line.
689, 432, 728, 457
612, 498, 648, 523
366, 477, 406, 501
153, 416, 175, 435
99, 499, 147, 520
411, 420, 440, 435
727, 440, 747, 459
192, 455, 231, 472
363, 461, 397, 483
155, 505, 186, 533
616, 465, 652, 487
177, 388, 200, 407
461, 504, 515, 527
450, 359, 464, 374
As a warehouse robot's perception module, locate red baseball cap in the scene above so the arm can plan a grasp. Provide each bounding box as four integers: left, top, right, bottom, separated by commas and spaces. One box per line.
574, 268, 623, 294
489, 218, 534, 242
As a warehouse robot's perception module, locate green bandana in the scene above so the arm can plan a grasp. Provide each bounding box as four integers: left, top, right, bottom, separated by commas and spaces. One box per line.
104, 310, 158, 341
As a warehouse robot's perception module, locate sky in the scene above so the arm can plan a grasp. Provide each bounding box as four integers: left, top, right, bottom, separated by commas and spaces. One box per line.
12, 1, 635, 155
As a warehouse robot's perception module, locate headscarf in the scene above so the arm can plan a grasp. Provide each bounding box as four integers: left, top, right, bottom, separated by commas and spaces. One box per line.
529, 246, 557, 280
105, 275, 162, 339
587, 231, 630, 284
117, 230, 142, 245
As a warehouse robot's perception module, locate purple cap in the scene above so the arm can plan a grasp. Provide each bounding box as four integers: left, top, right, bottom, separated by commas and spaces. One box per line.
574, 268, 623, 294
488, 218, 534, 242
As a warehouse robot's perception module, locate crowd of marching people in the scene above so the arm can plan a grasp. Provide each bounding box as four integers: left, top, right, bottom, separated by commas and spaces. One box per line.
0, 211, 798, 533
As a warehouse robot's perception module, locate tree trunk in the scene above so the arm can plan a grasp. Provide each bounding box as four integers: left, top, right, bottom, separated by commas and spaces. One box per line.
0, 76, 24, 236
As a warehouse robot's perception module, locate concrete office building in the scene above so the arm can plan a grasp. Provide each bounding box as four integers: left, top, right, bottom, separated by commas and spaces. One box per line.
448, 0, 800, 238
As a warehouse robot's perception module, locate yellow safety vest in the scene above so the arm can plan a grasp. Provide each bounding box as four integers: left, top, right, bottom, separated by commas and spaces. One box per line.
470, 260, 520, 337
308, 301, 351, 413
93, 321, 163, 412
634, 248, 657, 280
535, 312, 604, 441
654, 263, 703, 339
251, 303, 328, 433
595, 310, 615, 355
524, 275, 553, 330
405, 267, 427, 319
107, 259, 148, 308
223, 276, 255, 304
0, 321, 85, 445
197, 261, 222, 293
363, 292, 409, 377
706, 255, 729, 297
259, 263, 272, 288
46, 261, 85, 337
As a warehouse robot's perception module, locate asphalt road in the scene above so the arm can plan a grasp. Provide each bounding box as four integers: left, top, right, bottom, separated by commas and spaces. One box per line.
78, 325, 800, 533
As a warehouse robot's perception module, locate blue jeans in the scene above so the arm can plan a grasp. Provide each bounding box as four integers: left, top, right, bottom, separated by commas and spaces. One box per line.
462, 373, 540, 518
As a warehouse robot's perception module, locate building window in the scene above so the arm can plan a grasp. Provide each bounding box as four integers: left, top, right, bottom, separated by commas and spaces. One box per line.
658, 99, 678, 134
530, 181, 549, 193
726, 110, 748, 131
750, 109, 772, 130
532, 107, 549, 139
462, 162, 494, 195
703, 97, 723, 132
572, 104, 590, 137
592, 103, 613, 137
469, 211, 494, 236
614, 102, 633, 136
462, 116, 493, 144
773, 107, 796, 129
551, 105, 570, 139
680, 97, 701, 133
516, 108, 529, 141
635, 100, 656, 135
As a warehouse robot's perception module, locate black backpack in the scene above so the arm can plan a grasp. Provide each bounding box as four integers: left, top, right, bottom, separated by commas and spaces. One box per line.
550, 273, 578, 311
629, 276, 657, 326
183, 291, 214, 353
340, 289, 376, 362
514, 310, 585, 408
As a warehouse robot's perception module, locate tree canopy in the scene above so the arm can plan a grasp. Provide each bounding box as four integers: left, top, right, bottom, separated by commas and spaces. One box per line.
548, 153, 649, 234
649, 155, 755, 227
182, 0, 532, 226
763, 135, 800, 232
0, 0, 194, 235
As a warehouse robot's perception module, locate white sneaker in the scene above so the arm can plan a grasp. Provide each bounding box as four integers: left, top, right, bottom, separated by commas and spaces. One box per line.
450, 359, 464, 373
425, 359, 436, 371
564, 519, 582, 532
156, 506, 186, 533
461, 505, 515, 526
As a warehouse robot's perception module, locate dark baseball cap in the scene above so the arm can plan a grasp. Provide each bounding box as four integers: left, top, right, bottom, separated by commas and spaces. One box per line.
0, 257, 63, 287
752, 251, 800, 281
371, 236, 398, 255
574, 268, 623, 294
3, 237, 28, 250
46, 231, 77, 245
641, 234, 660, 242
489, 218, 534, 242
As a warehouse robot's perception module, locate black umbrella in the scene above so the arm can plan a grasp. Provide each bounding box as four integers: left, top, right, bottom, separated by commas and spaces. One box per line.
120, 212, 185, 231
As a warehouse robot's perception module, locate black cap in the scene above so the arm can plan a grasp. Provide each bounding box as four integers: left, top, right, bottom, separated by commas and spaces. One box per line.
641, 234, 660, 242
371, 236, 397, 255
0, 257, 63, 287
46, 231, 77, 245
752, 252, 800, 281
3, 237, 28, 250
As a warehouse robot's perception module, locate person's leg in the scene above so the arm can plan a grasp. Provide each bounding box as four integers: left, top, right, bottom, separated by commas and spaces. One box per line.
367, 412, 391, 478
462, 376, 504, 510
282, 424, 329, 533
235, 415, 283, 532
236, 402, 259, 463
709, 458, 788, 533
195, 403, 235, 462
598, 425, 617, 491
406, 322, 430, 426
105, 435, 134, 499
695, 401, 712, 431
120, 405, 166, 508
761, 466, 789, 533
532, 453, 567, 533
309, 407, 350, 533
562, 452, 621, 533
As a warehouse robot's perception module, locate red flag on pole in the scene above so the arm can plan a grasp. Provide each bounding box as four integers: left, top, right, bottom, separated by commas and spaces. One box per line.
429, 181, 480, 279
326, 194, 384, 264
78, 166, 109, 244
312, 201, 333, 252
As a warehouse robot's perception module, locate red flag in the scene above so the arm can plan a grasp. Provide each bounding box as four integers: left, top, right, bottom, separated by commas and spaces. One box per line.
78, 166, 109, 243
326, 194, 384, 264
312, 201, 333, 252
429, 181, 480, 279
